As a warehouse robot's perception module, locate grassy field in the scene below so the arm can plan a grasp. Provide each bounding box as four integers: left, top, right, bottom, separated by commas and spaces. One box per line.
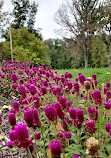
58, 67, 111, 86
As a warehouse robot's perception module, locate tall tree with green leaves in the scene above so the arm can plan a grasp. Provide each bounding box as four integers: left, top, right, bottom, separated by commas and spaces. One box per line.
2, 27, 50, 65
55, 0, 102, 68
98, 0, 111, 67
10, 0, 42, 39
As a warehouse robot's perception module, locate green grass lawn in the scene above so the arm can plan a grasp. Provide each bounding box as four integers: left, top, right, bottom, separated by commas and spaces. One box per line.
58, 67, 111, 86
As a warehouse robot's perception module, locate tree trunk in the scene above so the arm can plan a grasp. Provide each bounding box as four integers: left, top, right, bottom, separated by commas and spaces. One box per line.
84, 51, 88, 68
107, 47, 111, 67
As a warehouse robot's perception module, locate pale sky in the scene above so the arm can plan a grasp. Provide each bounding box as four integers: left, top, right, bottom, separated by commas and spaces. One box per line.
3, 0, 64, 40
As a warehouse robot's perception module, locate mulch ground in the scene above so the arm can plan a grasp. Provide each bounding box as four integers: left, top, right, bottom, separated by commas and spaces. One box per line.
0, 92, 30, 158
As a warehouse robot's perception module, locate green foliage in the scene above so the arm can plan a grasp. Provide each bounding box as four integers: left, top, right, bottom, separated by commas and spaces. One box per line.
3, 27, 50, 65
91, 36, 108, 67
45, 39, 72, 69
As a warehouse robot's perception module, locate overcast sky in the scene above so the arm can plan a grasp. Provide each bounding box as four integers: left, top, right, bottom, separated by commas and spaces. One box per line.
3, 0, 64, 40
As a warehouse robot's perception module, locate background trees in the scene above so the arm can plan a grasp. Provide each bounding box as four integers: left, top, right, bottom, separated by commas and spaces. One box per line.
1, 0, 111, 68
2, 27, 50, 65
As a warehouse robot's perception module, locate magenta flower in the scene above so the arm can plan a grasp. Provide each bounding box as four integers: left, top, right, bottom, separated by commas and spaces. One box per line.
32, 94, 40, 108
88, 106, 98, 120
91, 80, 97, 89
44, 104, 57, 122
79, 74, 85, 85
11, 83, 17, 90
9, 130, 17, 143
65, 132, 72, 139
29, 84, 37, 95
50, 140, 62, 158
43, 80, 48, 86
34, 131, 41, 140
15, 123, 29, 142
13, 101, 19, 112
11, 73, 18, 83
8, 113, 16, 126
24, 108, 34, 127
17, 84, 26, 98
52, 102, 65, 119
92, 74, 96, 80
77, 109, 84, 123
106, 82, 110, 90
40, 86, 47, 95
93, 90, 102, 106
85, 119, 96, 134
6, 141, 14, 148
69, 108, 77, 120
32, 108, 41, 128
104, 102, 111, 109
57, 130, 66, 147
59, 96, 67, 109
73, 82, 79, 93
105, 123, 111, 132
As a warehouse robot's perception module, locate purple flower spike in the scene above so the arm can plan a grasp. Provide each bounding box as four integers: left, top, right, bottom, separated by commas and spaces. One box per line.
50, 140, 62, 158
8, 113, 16, 126
44, 104, 57, 122
29, 84, 37, 95
6, 141, 14, 148
85, 119, 96, 134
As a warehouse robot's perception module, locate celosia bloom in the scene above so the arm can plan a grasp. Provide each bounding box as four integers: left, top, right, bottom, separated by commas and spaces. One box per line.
106, 82, 110, 90
11, 83, 17, 90
59, 96, 67, 109
104, 102, 111, 109
17, 84, 26, 98
85, 120, 96, 134
73, 82, 79, 93
13, 101, 19, 112
79, 74, 85, 85
34, 131, 41, 140
73, 119, 82, 129
77, 109, 84, 123
88, 106, 98, 120
52, 102, 65, 119
105, 123, 111, 132
29, 84, 37, 95
32, 94, 40, 108
93, 90, 102, 106
40, 86, 47, 95
57, 130, 66, 147
44, 104, 57, 122
15, 123, 34, 151
11, 73, 18, 82
92, 74, 96, 80
65, 132, 72, 139
32, 109, 41, 128
9, 130, 17, 144
6, 141, 14, 148
24, 109, 34, 127
8, 113, 16, 126
50, 140, 62, 158
69, 108, 77, 120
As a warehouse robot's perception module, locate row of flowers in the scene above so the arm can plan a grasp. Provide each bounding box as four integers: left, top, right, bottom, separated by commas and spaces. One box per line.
0, 58, 111, 158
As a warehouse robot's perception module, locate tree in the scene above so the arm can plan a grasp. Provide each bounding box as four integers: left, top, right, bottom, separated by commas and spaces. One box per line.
98, 0, 111, 67
55, 0, 101, 68
9, 0, 42, 39
45, 39, 73, 69
91, 35, 108, 67
2, 27, 50, 65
